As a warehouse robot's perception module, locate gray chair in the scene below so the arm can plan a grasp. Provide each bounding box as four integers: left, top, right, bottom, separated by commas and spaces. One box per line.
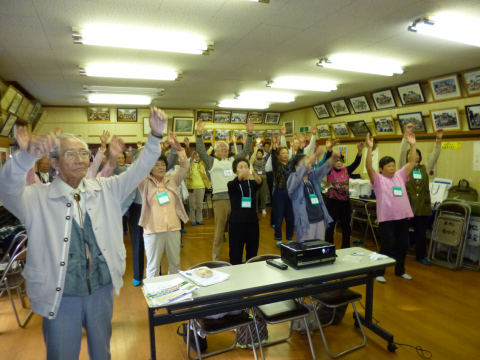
350, 200, 370, 244
186, 261, 262, 360
365, 202, 380, 250
310, 289, 366, 358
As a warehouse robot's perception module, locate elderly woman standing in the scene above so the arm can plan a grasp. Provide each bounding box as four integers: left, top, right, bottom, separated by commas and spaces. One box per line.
251, 136, 270, 215
138, 147, 189, 277
186, 149, 211, 225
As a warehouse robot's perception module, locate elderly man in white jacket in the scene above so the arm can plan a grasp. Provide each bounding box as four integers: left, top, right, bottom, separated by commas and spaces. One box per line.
0, 107, 168, 360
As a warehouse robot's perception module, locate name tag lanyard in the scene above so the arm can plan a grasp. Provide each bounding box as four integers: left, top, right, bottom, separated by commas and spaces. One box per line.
154, 178, 171, 205
304, 181, 320, 205
239, 181, 252, 208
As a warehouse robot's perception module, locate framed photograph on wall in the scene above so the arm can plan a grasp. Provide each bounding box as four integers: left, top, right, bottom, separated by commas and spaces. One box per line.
428, 74, 462, 101
461, 68, 480, 97
331, 122, 350, 138
465, 104, 480, 130
373, 116, 395, 135
233, 129, 247, 140
87, 107, 110, 121
0, 114, 17, 137
214, 110, 231, 123
252, 130, 265, 140
349, 95, 371, 113
16, 97, 29, 118
173, 117, 194, 135
202, 129, 214, 142
372, 89, 396, 110
196, 109, 214, 123
214, 129, 231, 141
313, 104, 330, 119
284, 120, 295, 136
347, 120, 371, 137
397, 83, 425, 105
1, 86, 18, 112
117, 108, 137, 122
231, 111, 247, 124
316, 124, 331, 138
397, 112, 426, 134
248, 112, 264, 124
265, 129, 280, 141
430, 108, 461, 132
264, 112, 281, 125
8, 92, 23, 114
330, 99, 350, 116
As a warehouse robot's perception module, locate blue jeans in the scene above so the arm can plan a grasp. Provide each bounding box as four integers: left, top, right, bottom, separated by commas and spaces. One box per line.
273, 187, 294, 241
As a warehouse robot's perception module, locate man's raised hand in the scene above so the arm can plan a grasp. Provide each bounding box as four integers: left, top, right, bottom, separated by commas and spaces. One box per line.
149, 107, 168, 136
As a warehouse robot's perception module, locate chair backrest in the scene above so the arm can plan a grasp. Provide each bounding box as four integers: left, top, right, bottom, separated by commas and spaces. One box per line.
188, 261, 232, 270
0, 238, 27, 284
246, 254, 280, 263
1, 231, 26, 263
365, 202, 378, 222
350, 200, 368, 216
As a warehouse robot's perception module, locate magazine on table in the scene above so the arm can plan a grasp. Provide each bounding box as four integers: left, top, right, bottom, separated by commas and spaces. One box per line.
143, 277, 198, 306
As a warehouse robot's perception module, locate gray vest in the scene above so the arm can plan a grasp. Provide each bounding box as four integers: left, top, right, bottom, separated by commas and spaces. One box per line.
63, 213, 112, 297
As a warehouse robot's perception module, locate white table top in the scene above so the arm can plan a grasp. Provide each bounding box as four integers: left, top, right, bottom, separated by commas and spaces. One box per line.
143, 248, 395, 308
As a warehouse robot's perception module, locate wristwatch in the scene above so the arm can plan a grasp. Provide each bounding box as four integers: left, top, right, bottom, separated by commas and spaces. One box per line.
151, 133, 163, 139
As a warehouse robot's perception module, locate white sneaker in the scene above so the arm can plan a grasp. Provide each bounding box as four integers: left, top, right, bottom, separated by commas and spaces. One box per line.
376, 276, 386, 283
400, 273, 412, 280
262, 209, 267, 215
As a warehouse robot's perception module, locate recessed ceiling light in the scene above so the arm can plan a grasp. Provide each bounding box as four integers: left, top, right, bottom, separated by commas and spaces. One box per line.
73, 25, 213, 55
236, 91, 295, 103
317, 54, 403, 76
408, 12, 480, 47
267, 77, 337, 92
217, 100, 269, 109
80, 64, 180, 81
87, 94, 151, 105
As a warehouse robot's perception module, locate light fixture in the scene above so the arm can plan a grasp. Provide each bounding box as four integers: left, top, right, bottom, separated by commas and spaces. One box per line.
408, 12, 480, 47
73, 25, 213, 55
235, 91, 295, 103
267, 77, 337, 92
80, 64, 180, 81
248, 0, 270, 3
83, 86, 165, 96
87, 94, 151, 105
217, 100, 269, 109
317, 55, 403, 76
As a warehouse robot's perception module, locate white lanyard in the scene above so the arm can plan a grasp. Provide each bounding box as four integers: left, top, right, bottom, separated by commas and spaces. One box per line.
239, 181, 252, 199
304, 181, 314, 194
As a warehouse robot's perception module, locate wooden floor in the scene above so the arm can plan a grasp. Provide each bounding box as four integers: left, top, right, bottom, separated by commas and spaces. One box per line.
1, 207, 479, 360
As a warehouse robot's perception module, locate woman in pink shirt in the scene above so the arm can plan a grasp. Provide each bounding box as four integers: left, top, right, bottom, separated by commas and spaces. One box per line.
365, 133, 416, 283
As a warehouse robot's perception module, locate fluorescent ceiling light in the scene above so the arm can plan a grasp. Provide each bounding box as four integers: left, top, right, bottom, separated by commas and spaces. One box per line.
317, 54, 403, 76
217, 100, 269, 109
408, 12, 480, 47
267, 77, 337, 92
87, 94, 151, 105
73, 25, 213, 55
83, 86, 164, 96
236, 91, 295, 103
80, 64, 179, 81
248, 0, 270, 3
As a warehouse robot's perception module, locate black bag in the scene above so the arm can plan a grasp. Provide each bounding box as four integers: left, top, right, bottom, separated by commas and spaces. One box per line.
448, 179, 478, 202
177, 323, 208, 353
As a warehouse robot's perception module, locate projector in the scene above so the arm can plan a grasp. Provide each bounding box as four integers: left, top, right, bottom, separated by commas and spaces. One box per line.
280, 240, 336, 270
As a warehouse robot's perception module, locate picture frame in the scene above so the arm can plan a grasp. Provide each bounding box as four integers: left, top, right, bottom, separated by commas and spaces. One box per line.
214, 129, 231, 141
347, 120, 371, 137
248, 112, 264, 124
349, 95, 371, 113
0, 114, 17, 137
16, 97, 29, 118
316, 124, 331, 139
0, 147, 9, 169
144, 117, 168, 136
465, 104, 480, 130
202, 129, 214, 142
284, 120, 295, 136
264, 112, 281, 125
428, 74, 462, 101
330, 99, 350, 116
24, 101, 35, 121
397, 83, 425, 105
461, 68, 480, 97
88, 107, 110, 121
331, 122, 350, 138
196, 109, 214, 123
1, 86, 18, 112
173, 117, 194, 135
214, 110, 231, 124
372, 89, 396, 110
8, 92, 23, 114
265, 129, 280, 141
313, 104, 330, 119
233, 129, 247, 140
373, 116, 396, 135
430, 108, 461, 132
231, 111, 247, 124
117, 108, 137, 122
252, 130, 265, 140
397, 112, 426, 133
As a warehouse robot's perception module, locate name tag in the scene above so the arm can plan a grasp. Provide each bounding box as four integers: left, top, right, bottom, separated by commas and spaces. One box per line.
224, 169, 233, 177
156, 191, 170, 205
241, 197, 252, 208
257, 171, 263, 175
309, 194, 320, 205
393, 186, 403, 197
413, 170, 422, 180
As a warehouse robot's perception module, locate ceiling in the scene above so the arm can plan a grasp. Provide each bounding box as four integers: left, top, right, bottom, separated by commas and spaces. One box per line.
2, 0, 480, 112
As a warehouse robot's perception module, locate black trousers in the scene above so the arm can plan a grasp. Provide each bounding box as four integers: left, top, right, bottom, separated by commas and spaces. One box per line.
377, 218, 409, 276
325, 199, 352, 249
229, 221, 259, 265
267, 171, 274, 226
411, 215, 429, 261
128, 203, 145, 281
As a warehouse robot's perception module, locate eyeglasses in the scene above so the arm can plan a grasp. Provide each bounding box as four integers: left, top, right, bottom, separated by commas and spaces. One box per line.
63, 150, 91, 160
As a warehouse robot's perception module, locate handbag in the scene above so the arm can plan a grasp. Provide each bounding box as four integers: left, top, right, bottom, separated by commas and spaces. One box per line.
236, 316, 269, 348
448, 179, 478, 202
177, 323, 208, 353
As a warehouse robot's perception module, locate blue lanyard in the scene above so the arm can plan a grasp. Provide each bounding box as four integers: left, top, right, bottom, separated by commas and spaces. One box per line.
283, 164, 291, 180
239, 181, 251, 198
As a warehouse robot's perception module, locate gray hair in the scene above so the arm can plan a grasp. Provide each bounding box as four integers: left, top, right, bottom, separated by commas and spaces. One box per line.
49, 133, 89, 159
132, 146, 145, 162
214, 141, 229, 151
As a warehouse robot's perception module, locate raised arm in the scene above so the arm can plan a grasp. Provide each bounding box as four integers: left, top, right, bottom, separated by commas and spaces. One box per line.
236, 119, 254, 159
280, 126, 287, 147
425, 129, 443, 174
168, 133, 182, 171
399, 123, 413, 168
404, 132, 417, 177
96, 135, 124, 178
195, 120, 215, 170
184, 137, 191, 159
365, 133, 377, 183
172, 148, 189, 187
303, 128, 317, 155
346, 141, 364, 174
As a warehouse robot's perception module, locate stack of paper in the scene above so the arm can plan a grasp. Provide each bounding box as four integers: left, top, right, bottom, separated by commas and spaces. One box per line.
144, 277, 198, 307
178, 267, 230, 287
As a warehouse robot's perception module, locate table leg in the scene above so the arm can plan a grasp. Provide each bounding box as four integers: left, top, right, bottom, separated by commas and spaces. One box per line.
148, 308, 157, 360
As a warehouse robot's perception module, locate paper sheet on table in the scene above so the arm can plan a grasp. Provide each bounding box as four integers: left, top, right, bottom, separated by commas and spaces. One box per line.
369, 252, 390, 261
179, 267, 230, 287
342, 255, 363, 263
143, 277, 198, 306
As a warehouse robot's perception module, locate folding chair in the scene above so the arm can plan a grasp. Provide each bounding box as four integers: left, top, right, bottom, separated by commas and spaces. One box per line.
349, 200, 369, 243
364, 202, 380, 250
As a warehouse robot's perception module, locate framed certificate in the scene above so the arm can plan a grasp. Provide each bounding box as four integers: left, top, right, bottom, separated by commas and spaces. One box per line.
8, 92, 23, 114
0, 86, 17, 112
0, 114, 17, 136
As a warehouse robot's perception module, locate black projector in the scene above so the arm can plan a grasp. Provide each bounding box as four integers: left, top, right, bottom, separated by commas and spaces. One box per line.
280, 240, 336, 270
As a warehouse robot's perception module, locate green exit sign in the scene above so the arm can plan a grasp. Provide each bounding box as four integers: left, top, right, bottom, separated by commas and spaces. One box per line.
300, 126, 310, 132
